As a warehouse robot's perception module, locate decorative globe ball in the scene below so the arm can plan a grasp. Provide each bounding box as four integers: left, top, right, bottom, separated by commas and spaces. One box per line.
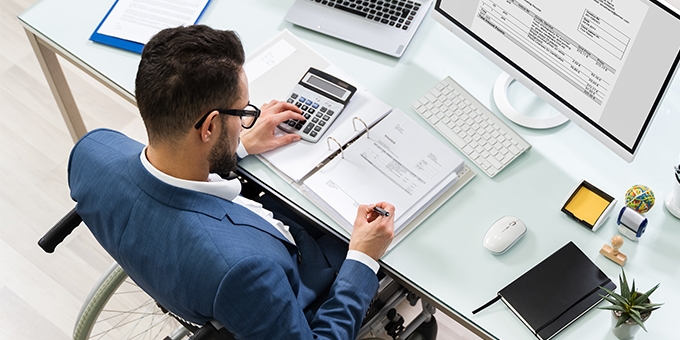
625, 185, 655, 214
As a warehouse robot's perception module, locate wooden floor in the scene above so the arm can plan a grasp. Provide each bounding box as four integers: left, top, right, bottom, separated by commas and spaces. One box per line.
0, 0, 483, 338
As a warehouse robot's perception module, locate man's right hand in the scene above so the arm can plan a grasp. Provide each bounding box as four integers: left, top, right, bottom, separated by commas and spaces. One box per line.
348, 203, 395, 260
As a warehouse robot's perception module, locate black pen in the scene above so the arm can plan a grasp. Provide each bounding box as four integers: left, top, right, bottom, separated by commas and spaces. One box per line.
373, 206, 390, 217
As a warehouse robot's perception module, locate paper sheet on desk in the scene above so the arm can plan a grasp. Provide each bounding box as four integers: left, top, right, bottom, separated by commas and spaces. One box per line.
97, 0, 209, 45
257, 65, 392, 183
244, 39, 297, 83
301, 109, 464, 234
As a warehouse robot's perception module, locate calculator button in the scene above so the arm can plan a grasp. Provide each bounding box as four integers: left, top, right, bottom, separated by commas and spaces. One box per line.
303, 125, 313, 134
302, 105, 308, 111
312, 117, 319, 123
287, 121, 296, 127
312, 103, 319, 109
319, 120, 326, 126
322, 115, 330, 121
299, 97, 306, 102
295, 123, 304, 130
295, 102, 302, 108
291, 93, 298, 99
314, 126, 322, 132
308, 108, 315, 114
316, 112, 323, 118
310, 131, 318, 137
287, 98, 294, 103
320, 107, 327, 113
328, 110, 335, 116
305, 99, 313, 105
304, 113, 311, 119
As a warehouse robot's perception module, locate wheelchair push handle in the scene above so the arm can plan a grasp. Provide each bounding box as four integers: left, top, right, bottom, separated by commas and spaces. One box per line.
38, 207, 82, 253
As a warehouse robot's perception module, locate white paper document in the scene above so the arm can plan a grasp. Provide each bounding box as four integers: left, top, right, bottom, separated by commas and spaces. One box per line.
302, 109, 465, 234
244, 40, 298, 83
97, 0, 209, 44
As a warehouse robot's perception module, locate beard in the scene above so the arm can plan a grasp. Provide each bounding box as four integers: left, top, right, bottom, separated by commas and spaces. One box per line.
208, 127, 238, 175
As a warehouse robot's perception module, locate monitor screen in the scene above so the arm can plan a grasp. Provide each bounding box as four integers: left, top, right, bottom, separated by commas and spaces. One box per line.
433, 0, 680, 161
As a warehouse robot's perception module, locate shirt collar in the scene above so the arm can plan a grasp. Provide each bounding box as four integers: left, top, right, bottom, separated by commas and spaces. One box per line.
139, 147, 241, 201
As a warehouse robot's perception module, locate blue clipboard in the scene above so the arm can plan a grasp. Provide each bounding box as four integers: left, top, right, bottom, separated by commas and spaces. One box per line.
90, 0, 212, 54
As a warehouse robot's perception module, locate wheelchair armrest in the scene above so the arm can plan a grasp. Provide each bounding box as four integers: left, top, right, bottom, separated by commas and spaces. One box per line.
38, 207, 82, 253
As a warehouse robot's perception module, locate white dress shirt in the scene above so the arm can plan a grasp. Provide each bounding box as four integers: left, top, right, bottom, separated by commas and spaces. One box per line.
140, 147, 379, 274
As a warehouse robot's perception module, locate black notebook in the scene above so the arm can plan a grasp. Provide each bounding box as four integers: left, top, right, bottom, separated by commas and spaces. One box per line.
476, 242, 616, 340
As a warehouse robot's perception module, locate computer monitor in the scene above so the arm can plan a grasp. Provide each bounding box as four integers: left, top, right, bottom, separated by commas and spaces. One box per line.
432, 0, 680, 162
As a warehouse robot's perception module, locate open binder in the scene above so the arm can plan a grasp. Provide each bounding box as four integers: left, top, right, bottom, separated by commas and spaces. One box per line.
245, 30, 475, 250
473, 242, 616, 340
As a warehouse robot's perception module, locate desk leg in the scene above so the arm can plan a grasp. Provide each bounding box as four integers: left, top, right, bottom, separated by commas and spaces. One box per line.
25, 28, 87, 143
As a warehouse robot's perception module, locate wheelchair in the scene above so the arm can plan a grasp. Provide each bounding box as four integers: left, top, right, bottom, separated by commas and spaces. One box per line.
39, 168, 438, 340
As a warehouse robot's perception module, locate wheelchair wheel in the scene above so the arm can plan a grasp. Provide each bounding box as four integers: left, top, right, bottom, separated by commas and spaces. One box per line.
73, 262, 192, 340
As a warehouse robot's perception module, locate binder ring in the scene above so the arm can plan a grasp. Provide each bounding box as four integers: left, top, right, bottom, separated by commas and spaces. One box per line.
352, 117, 369, 140
327, 137, 344, 159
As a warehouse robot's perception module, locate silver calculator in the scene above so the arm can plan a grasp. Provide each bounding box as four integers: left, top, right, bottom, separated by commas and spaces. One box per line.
279, 67, 357, 143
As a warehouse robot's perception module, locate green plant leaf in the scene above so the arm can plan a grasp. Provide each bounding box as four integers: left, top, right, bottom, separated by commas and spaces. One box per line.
634, 283, 660, 306
615, 313, 631, 328
599, 286, 627, 306
620, 270, 631, 298
599, 305, 626, 312
645, 306, 662, 313
628, 312, 648, 332
630, 281, 636, 301
632, 302, 663, 311
630, 309, 642, 319
599, 295, 620, 306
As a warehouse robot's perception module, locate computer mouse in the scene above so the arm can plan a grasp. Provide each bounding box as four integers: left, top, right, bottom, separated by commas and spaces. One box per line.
483, 215, 527, 255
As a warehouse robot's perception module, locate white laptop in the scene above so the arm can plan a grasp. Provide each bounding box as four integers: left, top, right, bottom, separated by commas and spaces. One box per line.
284, 0, 433, 58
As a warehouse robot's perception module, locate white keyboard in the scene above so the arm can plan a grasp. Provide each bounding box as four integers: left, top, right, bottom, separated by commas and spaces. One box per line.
412, 76, 531, 177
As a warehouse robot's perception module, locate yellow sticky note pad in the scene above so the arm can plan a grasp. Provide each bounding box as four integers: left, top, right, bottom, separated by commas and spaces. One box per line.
562, 180, 616, 231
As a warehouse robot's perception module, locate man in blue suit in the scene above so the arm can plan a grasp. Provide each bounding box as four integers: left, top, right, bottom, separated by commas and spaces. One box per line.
68, 25, 395, 339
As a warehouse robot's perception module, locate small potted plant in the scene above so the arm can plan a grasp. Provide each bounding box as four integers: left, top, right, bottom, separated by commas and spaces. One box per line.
599, 269, 663, 339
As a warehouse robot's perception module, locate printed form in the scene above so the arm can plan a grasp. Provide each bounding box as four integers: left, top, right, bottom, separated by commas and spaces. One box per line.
302, 109, 464, 233
472, 0, 648, 121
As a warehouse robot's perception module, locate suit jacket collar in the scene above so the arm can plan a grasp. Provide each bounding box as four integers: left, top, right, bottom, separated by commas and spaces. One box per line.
127, 153, 294, 246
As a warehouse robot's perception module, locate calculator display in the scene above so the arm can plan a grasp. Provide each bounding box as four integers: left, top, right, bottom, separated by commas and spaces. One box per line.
305, 74, 348, 99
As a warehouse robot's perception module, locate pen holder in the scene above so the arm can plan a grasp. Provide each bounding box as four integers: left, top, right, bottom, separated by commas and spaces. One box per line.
617, 207, 647, 241
664, 178, 680, 219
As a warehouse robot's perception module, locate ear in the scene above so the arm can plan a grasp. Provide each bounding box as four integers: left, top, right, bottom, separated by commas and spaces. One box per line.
199, 111, 220, 143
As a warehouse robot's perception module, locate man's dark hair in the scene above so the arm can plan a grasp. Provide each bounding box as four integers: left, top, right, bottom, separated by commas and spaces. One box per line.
135, 25, 245, 143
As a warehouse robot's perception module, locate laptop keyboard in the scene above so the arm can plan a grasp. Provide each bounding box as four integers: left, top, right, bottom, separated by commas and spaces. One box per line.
307, 0, 422, 30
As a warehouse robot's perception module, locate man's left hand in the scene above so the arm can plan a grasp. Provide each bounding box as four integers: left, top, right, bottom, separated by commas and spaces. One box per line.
240, 100, 304, 155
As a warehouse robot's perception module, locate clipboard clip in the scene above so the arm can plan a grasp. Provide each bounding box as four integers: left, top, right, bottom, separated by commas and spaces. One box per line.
327, 137, 344, 159
352, 117, 369, 140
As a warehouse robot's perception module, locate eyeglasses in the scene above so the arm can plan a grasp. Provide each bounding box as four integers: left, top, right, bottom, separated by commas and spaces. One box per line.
194, 103, 261, 130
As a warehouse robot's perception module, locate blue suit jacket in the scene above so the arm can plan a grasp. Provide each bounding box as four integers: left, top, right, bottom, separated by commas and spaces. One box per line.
68, 129, 378, 339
